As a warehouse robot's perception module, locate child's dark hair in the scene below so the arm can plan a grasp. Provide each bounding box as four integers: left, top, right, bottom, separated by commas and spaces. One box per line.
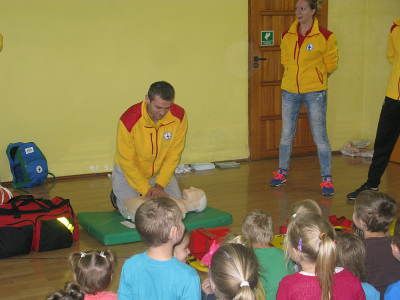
45, 282, 84, 300
69, 248, 116, 295
393, 218, 400, 249
354, 190, 397, 232
336, 232, 367, 282
285, 213, 337, 300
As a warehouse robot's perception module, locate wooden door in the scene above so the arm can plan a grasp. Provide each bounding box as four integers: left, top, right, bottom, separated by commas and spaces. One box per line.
249, 0, 328, 160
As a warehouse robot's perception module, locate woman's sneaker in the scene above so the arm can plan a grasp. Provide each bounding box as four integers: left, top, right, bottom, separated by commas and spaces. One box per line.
320, 177, 334, 196
270, 169, 287, 187
346, 184, 378, 200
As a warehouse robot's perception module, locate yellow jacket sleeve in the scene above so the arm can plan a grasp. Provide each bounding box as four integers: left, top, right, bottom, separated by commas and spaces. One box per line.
323, 34, 338, 74
281, 34, 289, 67
115, 120, 151, 196
387, 29, 395, 65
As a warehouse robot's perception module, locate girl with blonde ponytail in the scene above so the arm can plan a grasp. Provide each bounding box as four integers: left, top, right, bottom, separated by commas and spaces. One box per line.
208, 243, 265, 300
277, 213, 365, 300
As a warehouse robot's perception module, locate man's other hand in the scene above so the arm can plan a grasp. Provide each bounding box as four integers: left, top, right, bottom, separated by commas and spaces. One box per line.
145, 184, 169, 198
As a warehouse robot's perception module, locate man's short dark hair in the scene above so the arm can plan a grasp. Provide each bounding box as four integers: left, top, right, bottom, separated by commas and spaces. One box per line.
148, 81, 175, 101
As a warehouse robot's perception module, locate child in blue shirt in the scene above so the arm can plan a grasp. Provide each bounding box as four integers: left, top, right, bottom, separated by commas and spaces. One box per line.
118, 197, 201, 300
385, 218, 400, 299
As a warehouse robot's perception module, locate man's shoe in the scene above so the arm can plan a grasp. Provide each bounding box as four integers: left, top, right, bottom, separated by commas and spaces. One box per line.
321, 177, 334, 196
110, 189, 118, 209
346, 184, 378, 200
270, 169, 287, 187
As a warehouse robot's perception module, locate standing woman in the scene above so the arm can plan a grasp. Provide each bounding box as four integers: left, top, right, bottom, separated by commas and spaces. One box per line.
270, 0, 338, 195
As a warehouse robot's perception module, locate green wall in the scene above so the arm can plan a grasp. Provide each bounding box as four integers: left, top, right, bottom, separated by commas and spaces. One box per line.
0, 0, 399, 182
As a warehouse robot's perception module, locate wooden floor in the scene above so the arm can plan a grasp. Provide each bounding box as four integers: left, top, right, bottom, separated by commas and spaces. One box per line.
2, 154, 400, 300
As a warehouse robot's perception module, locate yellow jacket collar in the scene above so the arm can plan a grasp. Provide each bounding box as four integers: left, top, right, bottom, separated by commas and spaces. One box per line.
288, 18, 320, 36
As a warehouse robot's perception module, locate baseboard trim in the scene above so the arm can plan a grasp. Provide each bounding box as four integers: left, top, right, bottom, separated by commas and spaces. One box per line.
1, 172, 112, 187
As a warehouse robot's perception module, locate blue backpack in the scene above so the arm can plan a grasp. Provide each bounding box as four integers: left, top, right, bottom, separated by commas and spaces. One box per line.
6, 142, 55, 189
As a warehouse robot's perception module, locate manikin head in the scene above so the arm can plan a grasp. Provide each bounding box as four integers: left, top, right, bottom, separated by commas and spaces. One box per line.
182, 187, 207, 212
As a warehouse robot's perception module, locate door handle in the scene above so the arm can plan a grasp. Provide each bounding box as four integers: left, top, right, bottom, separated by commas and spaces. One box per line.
253, 56, 267, 62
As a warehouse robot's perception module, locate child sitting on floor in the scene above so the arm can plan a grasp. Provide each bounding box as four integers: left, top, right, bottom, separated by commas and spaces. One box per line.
118, 197, 201, 299
45, 282, 84, 300
201, 233, 257, 300
208, 243, 265, 300
336, 231, 380, 300
242, 210, 294, 300
384, 218, 400, 299
173, 229, 191, 263
289, 199, 322, 221
277, 213, 365, 299
69, 249, 117, 300
353, 190, 400, 298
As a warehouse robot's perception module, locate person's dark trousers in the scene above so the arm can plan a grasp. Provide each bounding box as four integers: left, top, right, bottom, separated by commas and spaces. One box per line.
367, 96, 400, 188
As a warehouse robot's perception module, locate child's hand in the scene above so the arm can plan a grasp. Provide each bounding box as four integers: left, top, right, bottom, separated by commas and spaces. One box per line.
201, 278, 213, 294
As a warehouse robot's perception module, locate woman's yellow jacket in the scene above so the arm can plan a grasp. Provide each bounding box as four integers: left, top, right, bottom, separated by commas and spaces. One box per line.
280, 18, 338, 94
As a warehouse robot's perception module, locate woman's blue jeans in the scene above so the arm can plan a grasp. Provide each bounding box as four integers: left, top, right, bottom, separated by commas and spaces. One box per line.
279, 90, 332, 177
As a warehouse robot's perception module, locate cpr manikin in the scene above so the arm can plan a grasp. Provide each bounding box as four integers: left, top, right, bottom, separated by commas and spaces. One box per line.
121, 187, 207, 221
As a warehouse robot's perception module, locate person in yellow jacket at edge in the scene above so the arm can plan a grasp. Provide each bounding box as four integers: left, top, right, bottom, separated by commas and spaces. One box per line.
269, 0, 338, 196
347, 18, 400, 200
110, 81, 188, 219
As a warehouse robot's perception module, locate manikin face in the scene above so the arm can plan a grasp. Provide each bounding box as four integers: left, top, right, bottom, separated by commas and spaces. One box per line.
145, 94, 172, 123
174, 235, 191, 263
182, 187, 205, 202
295, 0, 315, 25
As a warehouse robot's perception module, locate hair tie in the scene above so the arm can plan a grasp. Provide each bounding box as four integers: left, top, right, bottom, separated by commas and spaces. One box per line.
319, 233, 327, 239
297, 238, 302, 251
240, 281, 250, 288
80, 252, 86, 258
99, 251, 106, 258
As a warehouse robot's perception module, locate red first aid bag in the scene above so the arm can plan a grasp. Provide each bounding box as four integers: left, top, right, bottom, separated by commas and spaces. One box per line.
189, 226, 229, 261
329, 215, 353, 232
0, 195, 79, 258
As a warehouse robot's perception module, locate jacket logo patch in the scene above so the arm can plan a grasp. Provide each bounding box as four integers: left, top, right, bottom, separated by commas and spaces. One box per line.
163, 132, 172, 141
306, 43, 314, 51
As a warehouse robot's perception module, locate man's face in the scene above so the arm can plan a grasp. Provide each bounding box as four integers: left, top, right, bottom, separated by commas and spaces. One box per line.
145, 94, 172, 123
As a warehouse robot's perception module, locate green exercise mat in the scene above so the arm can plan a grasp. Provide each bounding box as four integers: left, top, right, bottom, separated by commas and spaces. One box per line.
77, 207, 233, 245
